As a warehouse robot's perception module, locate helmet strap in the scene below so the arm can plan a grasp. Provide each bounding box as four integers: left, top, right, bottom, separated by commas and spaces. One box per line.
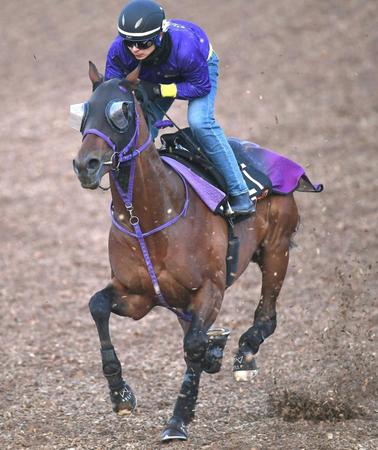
140, 32, 172, 66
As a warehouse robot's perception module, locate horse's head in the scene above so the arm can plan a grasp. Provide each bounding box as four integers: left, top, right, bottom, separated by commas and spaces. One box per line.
72, 62, 139, 189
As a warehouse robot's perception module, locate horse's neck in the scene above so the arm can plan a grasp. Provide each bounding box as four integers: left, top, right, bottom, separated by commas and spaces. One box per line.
111, 104, 184, 232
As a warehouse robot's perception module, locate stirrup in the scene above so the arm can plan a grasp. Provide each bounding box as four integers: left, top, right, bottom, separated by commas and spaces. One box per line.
225, 200, 256, 217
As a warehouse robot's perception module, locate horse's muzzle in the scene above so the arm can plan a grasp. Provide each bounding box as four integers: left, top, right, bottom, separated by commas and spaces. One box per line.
73, 157, 103, 189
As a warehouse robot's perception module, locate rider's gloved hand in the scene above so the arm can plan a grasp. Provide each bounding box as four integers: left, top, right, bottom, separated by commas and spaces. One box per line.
137, 80, 161, 101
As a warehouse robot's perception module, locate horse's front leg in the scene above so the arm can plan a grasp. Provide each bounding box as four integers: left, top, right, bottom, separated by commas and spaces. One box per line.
89, 284, 138, 415
161, 282, 223, 441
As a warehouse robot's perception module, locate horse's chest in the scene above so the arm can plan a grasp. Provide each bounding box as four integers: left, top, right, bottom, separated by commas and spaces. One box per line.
111, 250, 195, 305
109, 225, 224, 302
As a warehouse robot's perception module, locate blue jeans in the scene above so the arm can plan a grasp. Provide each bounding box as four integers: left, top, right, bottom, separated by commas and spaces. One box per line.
150, 52, 248, 196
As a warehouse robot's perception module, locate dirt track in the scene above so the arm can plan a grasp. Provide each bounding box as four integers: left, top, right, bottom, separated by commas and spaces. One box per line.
1, 1, 377, 449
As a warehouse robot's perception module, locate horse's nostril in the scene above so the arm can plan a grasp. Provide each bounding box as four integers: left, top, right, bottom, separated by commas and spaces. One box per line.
87, 158, 101, 172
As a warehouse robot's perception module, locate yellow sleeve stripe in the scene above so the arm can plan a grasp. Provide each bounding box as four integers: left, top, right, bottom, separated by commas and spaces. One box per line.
160, 83, 177, 98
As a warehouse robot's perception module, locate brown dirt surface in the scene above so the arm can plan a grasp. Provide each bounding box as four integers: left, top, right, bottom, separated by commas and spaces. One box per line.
1, 1, 377, 449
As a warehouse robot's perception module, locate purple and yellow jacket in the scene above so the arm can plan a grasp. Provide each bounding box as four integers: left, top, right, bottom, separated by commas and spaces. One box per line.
104, 19, 213, 100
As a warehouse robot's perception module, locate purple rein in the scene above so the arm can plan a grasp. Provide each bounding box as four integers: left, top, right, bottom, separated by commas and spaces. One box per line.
83, 107, 192, 322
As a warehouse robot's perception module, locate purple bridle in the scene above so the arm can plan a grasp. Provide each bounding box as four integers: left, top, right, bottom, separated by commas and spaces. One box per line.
83, 104, 192, 322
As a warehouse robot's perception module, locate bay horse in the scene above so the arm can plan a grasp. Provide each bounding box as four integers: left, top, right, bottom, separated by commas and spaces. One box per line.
72, 62, 299, 441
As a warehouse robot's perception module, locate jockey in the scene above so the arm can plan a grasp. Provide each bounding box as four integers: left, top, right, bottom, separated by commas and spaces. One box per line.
105, 0, 255, 216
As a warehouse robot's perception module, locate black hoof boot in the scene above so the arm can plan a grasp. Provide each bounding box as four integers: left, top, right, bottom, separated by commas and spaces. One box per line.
110, 382, 137, 415
203, 328, 230, 374
233, 345, 258, 382
161, 416, 188, 442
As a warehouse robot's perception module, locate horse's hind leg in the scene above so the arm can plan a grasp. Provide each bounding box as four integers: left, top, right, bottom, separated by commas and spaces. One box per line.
234, 197, 298, 381
89, 285, 136, 414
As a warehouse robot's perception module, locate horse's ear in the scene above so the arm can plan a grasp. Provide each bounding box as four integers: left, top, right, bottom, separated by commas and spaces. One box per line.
88, 61, 104, 90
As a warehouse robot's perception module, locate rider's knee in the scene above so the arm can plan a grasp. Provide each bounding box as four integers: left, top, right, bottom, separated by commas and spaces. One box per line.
188, 114, 215, 135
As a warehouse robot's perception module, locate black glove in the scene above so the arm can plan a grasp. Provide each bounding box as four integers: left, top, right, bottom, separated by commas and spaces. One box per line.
136, 80, 161, 102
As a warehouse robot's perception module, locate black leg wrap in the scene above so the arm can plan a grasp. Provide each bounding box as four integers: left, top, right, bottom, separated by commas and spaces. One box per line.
101, 347, 136, 414
101, 347, 123, 391
173, 364, 201, 424
233, 316, 276, 380
203, 328, 230, 374
88, 289, 136, 414
184, 330, 207, 364
89, 288, 113, 320
238, 315, 277, 354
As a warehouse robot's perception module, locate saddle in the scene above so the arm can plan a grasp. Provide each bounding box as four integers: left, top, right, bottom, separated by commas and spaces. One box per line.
159, 127, 272, 213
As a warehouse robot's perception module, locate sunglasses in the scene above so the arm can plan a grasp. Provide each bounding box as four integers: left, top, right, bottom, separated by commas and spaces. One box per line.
124, 39, 155, 49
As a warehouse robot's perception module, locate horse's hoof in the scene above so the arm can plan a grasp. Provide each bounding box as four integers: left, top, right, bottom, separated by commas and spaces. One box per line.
233, 349, 258, 382
233, 369, 258, 382
110, 382, 137, 415
160, 417, 188, 442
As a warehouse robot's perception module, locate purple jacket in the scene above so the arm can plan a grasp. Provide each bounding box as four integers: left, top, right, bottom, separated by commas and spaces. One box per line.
105, 20, 212, 100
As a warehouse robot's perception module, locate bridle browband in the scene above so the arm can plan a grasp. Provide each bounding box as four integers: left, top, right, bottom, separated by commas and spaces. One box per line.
83, 97, 192, 322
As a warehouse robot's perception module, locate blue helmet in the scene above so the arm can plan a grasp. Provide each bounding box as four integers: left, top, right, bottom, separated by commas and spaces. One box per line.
118, 0, 165, 42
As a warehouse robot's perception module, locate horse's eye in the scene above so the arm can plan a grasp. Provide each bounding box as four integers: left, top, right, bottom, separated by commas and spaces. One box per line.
70, 102, 89, 132
106, 101, 129, 132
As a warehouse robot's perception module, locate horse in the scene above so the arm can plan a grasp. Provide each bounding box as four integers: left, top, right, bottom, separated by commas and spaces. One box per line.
72, 62, 299, 442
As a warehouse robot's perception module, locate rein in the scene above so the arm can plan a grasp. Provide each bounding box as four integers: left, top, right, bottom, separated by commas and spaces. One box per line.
84, 104, 192, 322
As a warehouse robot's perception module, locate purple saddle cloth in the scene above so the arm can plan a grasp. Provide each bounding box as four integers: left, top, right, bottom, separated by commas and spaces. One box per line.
162, 138, 323, 212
